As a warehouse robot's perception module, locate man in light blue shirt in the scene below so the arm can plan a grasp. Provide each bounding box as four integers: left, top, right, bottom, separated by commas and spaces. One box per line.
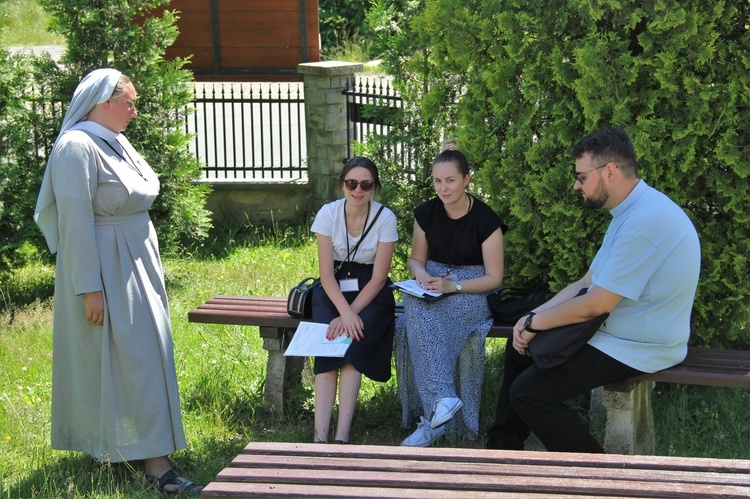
487, 127, 701, 453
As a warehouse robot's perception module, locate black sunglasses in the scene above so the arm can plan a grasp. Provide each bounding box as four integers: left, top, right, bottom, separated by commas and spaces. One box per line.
343, 179, 375, 192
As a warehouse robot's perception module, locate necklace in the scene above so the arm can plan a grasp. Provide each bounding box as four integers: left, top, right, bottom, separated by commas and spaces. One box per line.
345, 202, 370, 236
100, 139, 148, 181
445, 192, 472, 220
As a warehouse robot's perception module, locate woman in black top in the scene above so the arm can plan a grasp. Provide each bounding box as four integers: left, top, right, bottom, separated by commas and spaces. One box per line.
396, 139, 506, 446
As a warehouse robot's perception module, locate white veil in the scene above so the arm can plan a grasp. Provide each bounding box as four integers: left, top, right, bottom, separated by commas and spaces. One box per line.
33, 68, 122, 254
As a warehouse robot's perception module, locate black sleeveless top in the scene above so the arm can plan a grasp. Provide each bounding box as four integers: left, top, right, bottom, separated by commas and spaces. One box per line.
414, 196, 507, 266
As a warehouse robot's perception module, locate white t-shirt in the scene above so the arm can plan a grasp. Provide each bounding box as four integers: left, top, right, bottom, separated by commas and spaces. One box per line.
311, 198, 398, 264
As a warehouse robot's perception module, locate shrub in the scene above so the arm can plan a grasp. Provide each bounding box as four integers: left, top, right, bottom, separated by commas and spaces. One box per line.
370, 0, 750, 347
319, 0, 371, 52
0, 48, 58, 274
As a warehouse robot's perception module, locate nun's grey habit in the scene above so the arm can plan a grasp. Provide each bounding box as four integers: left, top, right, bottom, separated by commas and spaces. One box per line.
34, 68, 186, 462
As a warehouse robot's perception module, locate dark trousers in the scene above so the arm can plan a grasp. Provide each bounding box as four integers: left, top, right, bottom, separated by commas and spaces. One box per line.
486, 338, 642, 453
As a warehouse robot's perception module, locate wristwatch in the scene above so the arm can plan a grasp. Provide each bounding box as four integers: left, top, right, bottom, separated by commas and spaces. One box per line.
455, 282, 462, 293
524, 312, 541, 333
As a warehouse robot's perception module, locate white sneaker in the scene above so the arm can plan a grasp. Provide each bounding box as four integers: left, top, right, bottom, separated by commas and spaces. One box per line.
430, 397, 463, 429
401, 416, 446, 447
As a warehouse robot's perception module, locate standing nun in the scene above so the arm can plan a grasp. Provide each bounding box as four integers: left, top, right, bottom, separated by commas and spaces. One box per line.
35, 68, 202, 495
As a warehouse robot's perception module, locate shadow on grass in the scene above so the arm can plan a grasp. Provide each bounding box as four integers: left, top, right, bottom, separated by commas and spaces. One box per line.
2, 445, 244, 497
3, 454, 158, 498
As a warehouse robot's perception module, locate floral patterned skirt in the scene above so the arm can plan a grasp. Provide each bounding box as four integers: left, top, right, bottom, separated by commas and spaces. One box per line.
395, 260, 494, 441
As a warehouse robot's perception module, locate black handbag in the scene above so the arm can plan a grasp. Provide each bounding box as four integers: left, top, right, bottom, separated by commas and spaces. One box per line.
487, 287, 555, 325
287, 277, 321, 319
286, 205, 384, 319
528, 312, 609, 370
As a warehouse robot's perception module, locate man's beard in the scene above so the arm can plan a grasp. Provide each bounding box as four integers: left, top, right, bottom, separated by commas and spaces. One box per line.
582, 177, 608, 209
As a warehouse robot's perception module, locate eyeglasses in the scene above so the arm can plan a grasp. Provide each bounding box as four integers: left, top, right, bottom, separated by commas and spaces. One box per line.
343, 179, 374, 192
574, 163, 610, 184
110, 97, 137, 110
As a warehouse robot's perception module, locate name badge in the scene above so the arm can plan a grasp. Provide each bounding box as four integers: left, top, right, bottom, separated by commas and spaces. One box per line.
339, 278, 359, 292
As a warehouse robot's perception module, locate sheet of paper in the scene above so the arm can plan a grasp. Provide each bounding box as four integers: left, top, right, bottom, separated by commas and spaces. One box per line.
284, 321, 353, 357
392, 279, 443, 300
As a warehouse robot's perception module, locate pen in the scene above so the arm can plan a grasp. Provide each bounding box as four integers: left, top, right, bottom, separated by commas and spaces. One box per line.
426, 273, 450, 285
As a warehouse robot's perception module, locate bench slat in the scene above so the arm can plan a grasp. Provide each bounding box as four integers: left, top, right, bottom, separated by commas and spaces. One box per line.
201, 482, 561, 498
240, 442, 750, 473
212, 466, 750, 498
227, 453, 750, 486
201, 443, 750, 498
637, 347, 750, 388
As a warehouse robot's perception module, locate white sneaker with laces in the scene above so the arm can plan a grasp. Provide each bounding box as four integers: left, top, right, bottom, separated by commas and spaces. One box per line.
400, 416, 446, 447
430, 397, 463, 429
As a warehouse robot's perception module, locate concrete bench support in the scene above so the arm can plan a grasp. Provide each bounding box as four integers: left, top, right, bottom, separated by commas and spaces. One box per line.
601, 379, 656, 455
261, 327, 303, 419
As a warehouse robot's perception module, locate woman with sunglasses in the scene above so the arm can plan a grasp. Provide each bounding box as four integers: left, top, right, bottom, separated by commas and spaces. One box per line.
309, 156, 398, 444
397, 139, 506, 447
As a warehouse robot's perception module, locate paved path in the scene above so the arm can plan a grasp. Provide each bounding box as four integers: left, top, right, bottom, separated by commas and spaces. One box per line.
7, 45, 64, 60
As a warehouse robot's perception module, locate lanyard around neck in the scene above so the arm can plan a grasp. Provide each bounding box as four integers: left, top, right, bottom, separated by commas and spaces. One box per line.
344, 200, 371, 262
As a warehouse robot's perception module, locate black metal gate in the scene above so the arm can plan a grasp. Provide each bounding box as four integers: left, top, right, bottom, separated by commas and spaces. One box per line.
342, 76, 403, 162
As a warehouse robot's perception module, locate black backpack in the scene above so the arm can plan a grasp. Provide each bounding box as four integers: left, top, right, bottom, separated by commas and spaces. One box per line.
487, 287, 555, 325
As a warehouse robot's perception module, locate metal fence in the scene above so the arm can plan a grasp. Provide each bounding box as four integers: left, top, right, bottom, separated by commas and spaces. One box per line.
185, 82, 306, 181
342, 75, 404, 162
30, 79, 404, 181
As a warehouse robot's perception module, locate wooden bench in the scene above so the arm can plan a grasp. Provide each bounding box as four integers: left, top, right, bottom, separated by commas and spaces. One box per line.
188, 295, 750, 454
201, 441, 750, 498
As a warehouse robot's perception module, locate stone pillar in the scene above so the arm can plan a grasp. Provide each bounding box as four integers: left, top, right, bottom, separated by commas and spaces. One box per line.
297, 61, 364, 211
601, 379, 656, 455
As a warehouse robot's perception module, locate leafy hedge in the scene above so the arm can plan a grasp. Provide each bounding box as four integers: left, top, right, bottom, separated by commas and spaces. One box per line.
0, 49, 59, 273
369, 0, 750, 347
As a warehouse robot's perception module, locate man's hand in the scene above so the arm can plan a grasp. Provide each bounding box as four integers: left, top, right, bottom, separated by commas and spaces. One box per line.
512, 315, 537, 356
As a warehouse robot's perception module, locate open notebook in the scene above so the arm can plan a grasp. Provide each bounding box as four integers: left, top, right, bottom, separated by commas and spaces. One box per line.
392, 279, 444, 301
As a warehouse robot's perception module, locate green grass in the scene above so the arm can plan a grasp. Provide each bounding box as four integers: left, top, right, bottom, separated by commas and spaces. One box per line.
0, 0, 64, 46
1, 226, 749, 497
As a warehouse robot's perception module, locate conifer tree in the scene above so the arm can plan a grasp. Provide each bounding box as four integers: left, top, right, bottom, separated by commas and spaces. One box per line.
372, 0, 750, 346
